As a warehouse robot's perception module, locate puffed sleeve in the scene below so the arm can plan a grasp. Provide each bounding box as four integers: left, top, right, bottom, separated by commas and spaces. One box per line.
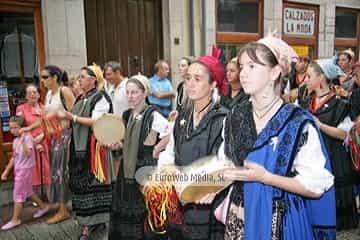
158, 132, 175, 165
337, 116, 353, 133
151, 111, 171, 138
292, 123, 334, 195
91, 96, 110, 120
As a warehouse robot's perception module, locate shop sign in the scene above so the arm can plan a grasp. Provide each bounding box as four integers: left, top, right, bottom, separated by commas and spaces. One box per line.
292, 45, 309, 56
284, 7, 315, 36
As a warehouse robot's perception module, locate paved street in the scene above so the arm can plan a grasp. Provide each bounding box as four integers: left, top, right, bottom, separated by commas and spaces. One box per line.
0, 202, 360, 240
0, 203, 107, 240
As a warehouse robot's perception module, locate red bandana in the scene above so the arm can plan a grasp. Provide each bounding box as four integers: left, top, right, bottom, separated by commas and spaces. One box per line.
197, 46, 228, 96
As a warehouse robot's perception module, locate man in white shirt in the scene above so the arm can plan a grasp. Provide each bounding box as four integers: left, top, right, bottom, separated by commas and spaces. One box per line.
104, 61, 129, 174
104, 61, 129, 116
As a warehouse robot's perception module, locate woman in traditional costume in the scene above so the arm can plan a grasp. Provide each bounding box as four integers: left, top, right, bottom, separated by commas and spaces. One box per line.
158, 50, 229, 240
108, 74, 170, 240
302, 58, 358, 230
220, 57, 247, 109
58, 64, 114, 239
210, 35, 336, 239
338, 49, 355, 93
175, 57, 193, 112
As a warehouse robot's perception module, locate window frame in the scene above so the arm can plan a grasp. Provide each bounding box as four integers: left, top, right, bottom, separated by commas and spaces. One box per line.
216, 0, 264, 44
334, 7, 360, 59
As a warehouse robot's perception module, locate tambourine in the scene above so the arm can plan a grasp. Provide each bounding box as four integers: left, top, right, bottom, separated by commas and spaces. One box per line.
175, 155, 235, 203
93, 113, 125, 145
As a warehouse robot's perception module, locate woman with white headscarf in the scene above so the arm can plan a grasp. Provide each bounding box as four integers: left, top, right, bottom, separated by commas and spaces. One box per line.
302, 58, 358, 230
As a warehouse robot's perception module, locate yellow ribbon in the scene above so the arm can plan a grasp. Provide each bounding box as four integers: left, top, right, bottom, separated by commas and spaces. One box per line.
94, 142, 106, 183
144, 183, 176, 234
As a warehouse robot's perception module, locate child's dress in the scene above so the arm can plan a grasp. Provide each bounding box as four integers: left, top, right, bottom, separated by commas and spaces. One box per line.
13, 135, 35, 203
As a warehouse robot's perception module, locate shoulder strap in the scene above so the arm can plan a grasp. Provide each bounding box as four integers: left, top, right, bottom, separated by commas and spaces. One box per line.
86, 89, 113, 114
100, 90, 113, 114
137, 106, 157, 161
59, 87, 68, 111
122, 109, 132, 126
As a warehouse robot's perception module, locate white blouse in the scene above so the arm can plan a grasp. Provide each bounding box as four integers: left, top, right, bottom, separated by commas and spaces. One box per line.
44, 90, 64, 113
151, 111, 171, 138
158, 132, 176, 165
91, 96, 111, 119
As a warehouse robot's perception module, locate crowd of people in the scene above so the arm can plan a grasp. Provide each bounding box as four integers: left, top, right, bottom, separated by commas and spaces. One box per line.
1, 32, 360, 240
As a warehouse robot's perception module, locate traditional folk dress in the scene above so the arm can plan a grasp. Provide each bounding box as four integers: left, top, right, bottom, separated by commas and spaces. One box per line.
301, 93, 358, 230
108, 105, 170, 240
220, 101, 336, 239
69, 88, 114, 226
220, 87, 248, 110
159, 102, 228, 240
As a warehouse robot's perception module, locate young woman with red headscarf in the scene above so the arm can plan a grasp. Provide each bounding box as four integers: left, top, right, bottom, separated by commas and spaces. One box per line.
158, 50, 229, 240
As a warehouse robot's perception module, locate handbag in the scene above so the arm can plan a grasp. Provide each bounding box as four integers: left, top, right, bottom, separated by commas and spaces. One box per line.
214, 186, 233, 224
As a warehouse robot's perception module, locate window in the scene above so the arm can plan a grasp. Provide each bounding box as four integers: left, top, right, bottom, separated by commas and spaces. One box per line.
216, 0, 263, 61
0, 12, 38, 85
218, 1, 259, 33
334, 8, 359, 59
282, 2, 319, 59
335, 10, 357, 38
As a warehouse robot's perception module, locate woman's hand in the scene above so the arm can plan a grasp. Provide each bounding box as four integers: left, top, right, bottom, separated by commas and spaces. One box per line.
19, 126, 31, 135
106, 142, 122, 150
57, 110, 73, 121
312, 116, 322, 128
168, 110, 178, 122
223, 160, 271, 184
152, 145, 163, 159
195, 193, 217, 205
35, 144, 44, 152
1, 171, 8, 181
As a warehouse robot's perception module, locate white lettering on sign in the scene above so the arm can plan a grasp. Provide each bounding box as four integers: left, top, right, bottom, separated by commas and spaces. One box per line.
284, 7, 315, 36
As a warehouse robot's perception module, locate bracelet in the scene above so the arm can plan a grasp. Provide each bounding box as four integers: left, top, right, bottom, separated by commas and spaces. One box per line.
72, 115, 78, 123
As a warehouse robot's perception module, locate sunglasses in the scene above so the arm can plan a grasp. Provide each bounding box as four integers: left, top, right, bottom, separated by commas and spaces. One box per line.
41, 75, 50, 79
78, 74, 93, 79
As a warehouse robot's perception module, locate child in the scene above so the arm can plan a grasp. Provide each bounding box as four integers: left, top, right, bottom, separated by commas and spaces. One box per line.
1, 116, 49, 230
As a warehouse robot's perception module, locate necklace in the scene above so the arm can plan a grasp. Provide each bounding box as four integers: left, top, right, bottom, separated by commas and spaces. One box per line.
194, 100, 212, 115
252, 96, 278, 112
253, 97, 281, 119
192, 100, 212, 129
